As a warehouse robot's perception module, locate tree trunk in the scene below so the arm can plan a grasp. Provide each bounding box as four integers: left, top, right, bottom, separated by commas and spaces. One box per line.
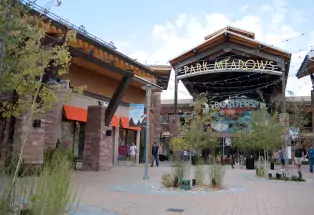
12, 60, 45, 183
263, 149, 267, 176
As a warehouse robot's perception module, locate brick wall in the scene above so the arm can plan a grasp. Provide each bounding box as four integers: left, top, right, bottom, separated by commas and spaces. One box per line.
153, 92, 161, 144
13, 115, 45, 164
83, 106, 113, 171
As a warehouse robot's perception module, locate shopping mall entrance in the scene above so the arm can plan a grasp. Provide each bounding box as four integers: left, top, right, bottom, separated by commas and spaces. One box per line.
169, 26, 292, 159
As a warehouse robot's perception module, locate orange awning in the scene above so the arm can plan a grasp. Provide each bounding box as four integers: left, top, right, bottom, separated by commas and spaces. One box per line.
112, 115, 119, 127
63, 105, 87, 122
63, 105, 119, 126
120, 117, 129, 128
120, 116, 141, 131
129, 126, 141, 131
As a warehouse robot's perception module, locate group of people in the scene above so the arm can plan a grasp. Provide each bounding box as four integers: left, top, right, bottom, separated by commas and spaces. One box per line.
128, 141, 160, 167
278, 143, 314, 173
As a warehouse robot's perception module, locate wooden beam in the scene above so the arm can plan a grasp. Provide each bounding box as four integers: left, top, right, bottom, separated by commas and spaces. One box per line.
68, 46, 130, 77
104, 72, 134, 126
227, 43, 285, 67
177, 43, 230, 69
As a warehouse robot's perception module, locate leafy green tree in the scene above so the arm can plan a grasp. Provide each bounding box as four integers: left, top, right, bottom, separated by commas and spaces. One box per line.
0, 1, 82, 181
171, 94, 219, 162
233, 106, 282, 171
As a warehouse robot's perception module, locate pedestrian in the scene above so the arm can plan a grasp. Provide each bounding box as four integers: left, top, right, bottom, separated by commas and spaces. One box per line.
151, 141, 159, 167
129, 142, 137, 166
294, 142, 306, 176
306, 145, 314, 173
279, 148, 285, 171
231, 154, 235, 169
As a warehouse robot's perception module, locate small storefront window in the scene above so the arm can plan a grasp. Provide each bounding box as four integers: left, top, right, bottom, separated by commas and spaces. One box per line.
61, 121, 85, 158
118, 129, 137, 160
168, 114, 174, 123
159, 114, 163, 123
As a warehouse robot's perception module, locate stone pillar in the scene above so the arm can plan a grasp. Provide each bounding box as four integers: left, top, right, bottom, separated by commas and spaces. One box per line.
83, 106, 113, 171
311, 90, 314, 135
169, 114, 180, 161
136, 130, 140, 164
153, 92, 161, 144
40, 82, 67, 149
113, 126, 119, 165
23, 128, 45, 165
13, 116, 45, 165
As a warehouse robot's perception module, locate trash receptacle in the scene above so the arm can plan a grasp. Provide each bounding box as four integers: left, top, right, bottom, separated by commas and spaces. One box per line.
180, 179, 191, 190
191, 155, 197, 165
246, 157, 254, 170
270, 162, 274, 170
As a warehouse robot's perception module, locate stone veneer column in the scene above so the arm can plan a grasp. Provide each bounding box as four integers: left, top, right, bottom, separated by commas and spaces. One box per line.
153, 92, 161, 144
311, 90, 314, 143
13, 115, 45, 164
169, 114, 180, 161
83, 106, 113, 171
40, 82, 67, 149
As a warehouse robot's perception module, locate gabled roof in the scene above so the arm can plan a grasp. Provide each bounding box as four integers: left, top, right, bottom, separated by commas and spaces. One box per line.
27, 1, 157, 77
204, 26, 255, 40
148, 65, 172, 90
169, 27, 291, 65
297, 50, 314, 79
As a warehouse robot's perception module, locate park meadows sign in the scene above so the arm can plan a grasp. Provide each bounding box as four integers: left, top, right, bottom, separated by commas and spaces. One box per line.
179, 58, 276, 78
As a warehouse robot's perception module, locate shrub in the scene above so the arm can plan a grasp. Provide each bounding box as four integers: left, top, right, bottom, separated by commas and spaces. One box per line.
171, 161, 190, 182
161, 172, 173, 188
27, 148, 79, 214
256, 166, 265, 177
209, 164, 225, 188
194, 164, 205, 185
0, 148, 79, 214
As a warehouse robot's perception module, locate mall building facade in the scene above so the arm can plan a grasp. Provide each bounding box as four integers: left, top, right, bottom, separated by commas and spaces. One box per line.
0, 3, 171, 170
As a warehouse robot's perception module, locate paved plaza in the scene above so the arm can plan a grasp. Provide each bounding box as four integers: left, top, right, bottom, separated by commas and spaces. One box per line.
73, 163, 314, 215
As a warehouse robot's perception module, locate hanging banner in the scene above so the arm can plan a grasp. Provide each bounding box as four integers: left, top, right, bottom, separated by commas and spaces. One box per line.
129, 104, 145, 126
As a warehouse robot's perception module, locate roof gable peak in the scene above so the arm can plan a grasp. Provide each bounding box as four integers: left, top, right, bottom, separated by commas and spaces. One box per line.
204, 26, 255, 40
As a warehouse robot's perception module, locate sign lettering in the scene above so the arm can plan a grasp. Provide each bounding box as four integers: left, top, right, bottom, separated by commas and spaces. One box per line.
182, 59, 275, 77
211, 99, 263, 109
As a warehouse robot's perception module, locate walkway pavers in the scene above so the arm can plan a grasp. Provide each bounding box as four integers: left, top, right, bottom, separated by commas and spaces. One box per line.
72, 163, 314, 215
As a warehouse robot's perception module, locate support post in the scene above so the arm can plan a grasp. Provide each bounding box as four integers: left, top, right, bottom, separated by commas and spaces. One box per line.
174, 66, 178, 114
281, 69, 289, 167
222, 138, 225, 158
143, 84, 151, 180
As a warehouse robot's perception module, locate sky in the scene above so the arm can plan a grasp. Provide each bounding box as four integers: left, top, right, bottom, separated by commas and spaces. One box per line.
38, 0, 314, 99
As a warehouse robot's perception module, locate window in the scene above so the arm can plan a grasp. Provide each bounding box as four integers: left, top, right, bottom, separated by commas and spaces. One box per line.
168, 114, 174, 123
159, 115, 163, 123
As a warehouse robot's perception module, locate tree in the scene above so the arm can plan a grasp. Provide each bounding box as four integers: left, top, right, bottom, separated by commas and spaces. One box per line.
0, 1, 83, 181
171, 94, 219, 162
233, 106, 282, 170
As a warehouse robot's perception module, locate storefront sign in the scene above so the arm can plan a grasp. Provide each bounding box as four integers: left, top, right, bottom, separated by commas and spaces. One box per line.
211, 99, 261, 109
129, 104, 145, 126
180, 59, 275, 77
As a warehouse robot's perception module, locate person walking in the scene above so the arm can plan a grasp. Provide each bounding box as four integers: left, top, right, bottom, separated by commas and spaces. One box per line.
279, 148, 285, 171
151, 142, 159, 167
129, 142, 137, 166
306, 145, 314, 173
294, 142, 306, 177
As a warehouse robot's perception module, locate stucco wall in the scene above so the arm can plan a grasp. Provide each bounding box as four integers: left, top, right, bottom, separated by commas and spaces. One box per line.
68, 65, 146, 104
